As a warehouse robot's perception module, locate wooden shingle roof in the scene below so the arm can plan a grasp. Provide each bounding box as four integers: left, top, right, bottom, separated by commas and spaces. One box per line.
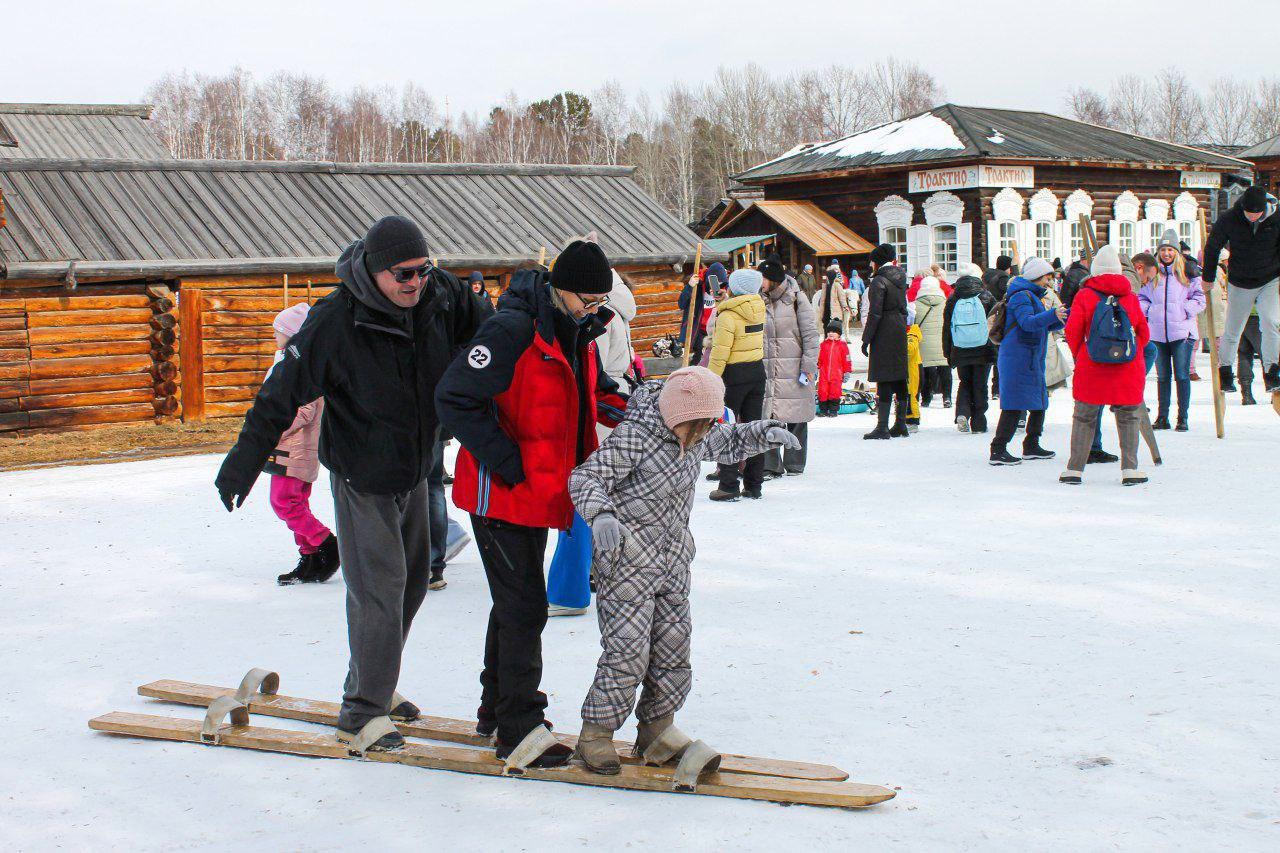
0, 159, 710, 279
0, 104, 170, 160
737, 104, 1249, 182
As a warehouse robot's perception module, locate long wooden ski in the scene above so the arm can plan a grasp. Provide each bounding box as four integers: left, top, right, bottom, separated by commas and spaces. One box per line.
138, 678, 849, 782
89, 712, 895, 810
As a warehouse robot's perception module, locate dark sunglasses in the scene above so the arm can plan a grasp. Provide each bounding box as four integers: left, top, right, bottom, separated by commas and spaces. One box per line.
388, 263, 433, 283
576, 293, 611, 309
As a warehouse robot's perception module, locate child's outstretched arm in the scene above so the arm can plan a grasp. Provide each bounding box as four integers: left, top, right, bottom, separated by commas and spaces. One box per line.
701, 418, 786, 466
569, 420, 644, 524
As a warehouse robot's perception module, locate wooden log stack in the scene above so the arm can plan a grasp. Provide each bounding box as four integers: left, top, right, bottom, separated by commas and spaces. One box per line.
0, 288, 163, 433
146, 286, 181, 420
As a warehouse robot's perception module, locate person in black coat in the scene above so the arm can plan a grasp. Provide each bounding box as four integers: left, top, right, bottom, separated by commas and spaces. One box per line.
942, 265, 997, 433
1058, 258, 1091, 308
861, 243, 910, 440
982, 255, 1012, 301
215, 216, 484, 751
468, 271, 496, 319
1203, 186, 1280, 390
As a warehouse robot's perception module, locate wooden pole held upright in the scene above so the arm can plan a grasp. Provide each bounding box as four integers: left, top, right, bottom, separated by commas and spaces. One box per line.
307, 279, 313, 305
283, 274, 289, 308
1199, 209, 1226, 438
1078, 215, 1096, 265
680, 243, 704, 368
538, 246, 547, 268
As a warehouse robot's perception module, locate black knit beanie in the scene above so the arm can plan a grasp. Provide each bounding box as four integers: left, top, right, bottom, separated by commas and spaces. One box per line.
551, 240, 613, 294
1242, 185, 1268, 213
869, 243, 896, 267
995, 254, 1013, 271
757, 253, 785, 283
364, 216, 430, 273
468, 271, 484, 283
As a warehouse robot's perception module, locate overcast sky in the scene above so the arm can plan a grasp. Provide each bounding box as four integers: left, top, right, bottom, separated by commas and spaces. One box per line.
4, 0, 1274, 122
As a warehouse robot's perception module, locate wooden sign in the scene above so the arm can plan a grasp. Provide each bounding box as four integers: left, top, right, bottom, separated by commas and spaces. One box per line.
1180, 171, 1221, 190
909, 165, 1034, 193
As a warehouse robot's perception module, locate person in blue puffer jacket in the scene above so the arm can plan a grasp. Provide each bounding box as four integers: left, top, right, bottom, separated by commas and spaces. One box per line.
989, 257, 1068, 466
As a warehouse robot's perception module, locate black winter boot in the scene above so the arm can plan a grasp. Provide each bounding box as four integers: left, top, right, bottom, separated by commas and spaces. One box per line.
1152, 414, 1171, 430
1265, 364, 1280, 393
989, 446, 1022, 466
1175, 415, 1189, 432
1243, 385, 1258, 405
888, 401, 910, 438
1020, 438, 1055, 460
1219, 365, 1237, 392
277, 552, 315, 586
306, 533, 340, 582
864, 403, 891, 440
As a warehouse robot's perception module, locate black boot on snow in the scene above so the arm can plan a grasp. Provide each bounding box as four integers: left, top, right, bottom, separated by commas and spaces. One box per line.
864, 404, 891, 440
1220, 365, 1237, 392
1243, 385, 1257, 405
1087, 449, 1119, 464
1265, 364, 1280, 393
989, 446, 1022, 466
306, 533, 340, 583
1175, 415, 1189, 432
888, 403, 910, 438
742, 486, 762, 500
1152, 414, 1171, 430
495, 726, 574, 769
1021, 439, 1055, 460
278, 552, 316, 586
476, 706, 498, 739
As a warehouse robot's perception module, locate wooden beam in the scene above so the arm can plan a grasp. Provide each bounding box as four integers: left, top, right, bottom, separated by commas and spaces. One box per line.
178, 288, 205, 421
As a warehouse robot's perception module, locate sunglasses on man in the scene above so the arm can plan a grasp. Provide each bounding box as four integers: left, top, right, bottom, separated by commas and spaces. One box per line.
388, 262, 434, 283
575, 292, 611, 309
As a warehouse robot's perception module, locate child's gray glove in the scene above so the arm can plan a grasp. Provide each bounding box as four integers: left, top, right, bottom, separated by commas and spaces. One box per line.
591, 512, 626, 552
766, 426, 802, 451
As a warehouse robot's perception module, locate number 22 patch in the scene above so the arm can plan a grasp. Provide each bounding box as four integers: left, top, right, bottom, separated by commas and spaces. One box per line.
468, 345, 492, 369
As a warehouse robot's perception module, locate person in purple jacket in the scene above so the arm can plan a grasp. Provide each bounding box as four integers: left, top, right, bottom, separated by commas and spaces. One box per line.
1139, 229, 1206, 432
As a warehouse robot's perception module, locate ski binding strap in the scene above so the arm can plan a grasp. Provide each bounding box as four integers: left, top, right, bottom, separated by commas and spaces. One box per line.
502, 725, 558, 775
671, 740, 722, 793
343, 716, 398, 757
201, 696, 249, 744
639, 723, 693, 766
233, 668, 280, 704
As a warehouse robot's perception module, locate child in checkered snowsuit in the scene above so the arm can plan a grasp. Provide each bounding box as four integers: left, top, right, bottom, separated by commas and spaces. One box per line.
567, 366, 796, 775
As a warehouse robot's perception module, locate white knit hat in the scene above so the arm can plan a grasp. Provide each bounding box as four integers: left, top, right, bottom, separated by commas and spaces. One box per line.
728, 268, 763, 296
1021, 257, 1054, 281
1091, 244, 1123, 276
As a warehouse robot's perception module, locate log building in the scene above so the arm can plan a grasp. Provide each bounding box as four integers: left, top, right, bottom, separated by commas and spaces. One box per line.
724, 104, 1250, 277
1241, 135, 1280, 197
0, 147, 712, 433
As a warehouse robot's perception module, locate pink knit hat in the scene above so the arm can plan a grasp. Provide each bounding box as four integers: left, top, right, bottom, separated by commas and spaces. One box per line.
658, 366, 725, 429
273, 303, 310, 338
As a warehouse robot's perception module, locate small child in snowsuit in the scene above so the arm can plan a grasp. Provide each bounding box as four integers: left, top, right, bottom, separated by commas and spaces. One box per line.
567, 366, 798, 776
265, 303, 339, 585
817, 319, 851, 416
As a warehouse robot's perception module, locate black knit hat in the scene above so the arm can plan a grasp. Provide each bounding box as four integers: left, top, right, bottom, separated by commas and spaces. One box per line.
468, 271, 484, 283
1242, 185, 1269, 213
757, 252, 785, 283
869, 243, 896, 267
364, 216, 430, 273
551, 240, 613, 294
825, 318, 843, 336
995, 254, 1013, 271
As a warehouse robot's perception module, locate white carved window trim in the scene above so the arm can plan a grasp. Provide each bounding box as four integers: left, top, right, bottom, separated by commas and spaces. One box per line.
1113, 190, 1141, 223
1172, 191, 1200, 252
875, 195, 914, 267
1064, 190, 1095, 263
987, 188, 1025, 267
921, 192, 965, 274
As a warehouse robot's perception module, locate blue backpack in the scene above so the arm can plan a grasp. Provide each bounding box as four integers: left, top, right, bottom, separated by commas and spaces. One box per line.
950, 295, 989, 349
1086, 291, 1137, 364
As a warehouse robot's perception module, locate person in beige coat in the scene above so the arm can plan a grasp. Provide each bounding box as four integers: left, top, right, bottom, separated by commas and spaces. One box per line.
264, 303, 338, 586
757, 254, 820, 477
812, 266, 854, 340
913, 275, 951, 408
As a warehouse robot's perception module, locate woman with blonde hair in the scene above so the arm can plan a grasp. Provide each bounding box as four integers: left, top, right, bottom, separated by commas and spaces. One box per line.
1138, 229, 1206, 431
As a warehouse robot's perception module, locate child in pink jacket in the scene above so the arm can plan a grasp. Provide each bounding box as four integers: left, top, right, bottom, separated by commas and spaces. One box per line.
267, 303, 339, 585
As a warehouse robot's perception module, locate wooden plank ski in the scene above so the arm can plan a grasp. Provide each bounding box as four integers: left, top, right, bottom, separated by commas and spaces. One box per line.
137, 679, 848, 782
89, 712, 895, 810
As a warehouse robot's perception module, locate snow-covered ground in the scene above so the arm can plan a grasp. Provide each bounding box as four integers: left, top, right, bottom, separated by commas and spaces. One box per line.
3, 352, 1278, 851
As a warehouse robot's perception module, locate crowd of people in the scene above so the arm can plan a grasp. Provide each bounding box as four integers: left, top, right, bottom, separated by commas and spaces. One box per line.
209, 180, 1278, 775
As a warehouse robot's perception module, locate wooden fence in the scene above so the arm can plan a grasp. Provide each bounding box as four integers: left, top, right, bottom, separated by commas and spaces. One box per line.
0, 286, 179, 433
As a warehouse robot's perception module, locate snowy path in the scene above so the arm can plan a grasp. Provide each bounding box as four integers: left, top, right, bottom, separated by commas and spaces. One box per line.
2, 355, 1278, 851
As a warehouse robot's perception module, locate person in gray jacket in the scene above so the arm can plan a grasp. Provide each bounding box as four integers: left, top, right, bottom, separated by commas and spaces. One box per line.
757, 254, 820, 477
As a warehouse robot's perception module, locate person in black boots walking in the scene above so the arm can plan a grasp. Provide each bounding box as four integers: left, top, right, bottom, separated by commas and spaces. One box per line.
943, 263, 997, 434
436, 240, 628, 770
706, 268, 768, 500
861, 243, 910, 440
216, 215, 484, 753
989, 256, 1067, 465
1203, 185, 1280, 393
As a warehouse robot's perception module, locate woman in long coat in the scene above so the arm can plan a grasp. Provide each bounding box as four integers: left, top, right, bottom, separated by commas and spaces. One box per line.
913, 275, 951, 408
861, 244, 910, 439
758, 256, 819, 476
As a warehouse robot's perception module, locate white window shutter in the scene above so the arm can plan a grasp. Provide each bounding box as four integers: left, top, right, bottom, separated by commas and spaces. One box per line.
986, 221, 1001, 267
1017, 220, 1034, 263
909, 224, 931, 275
1053, 221, 1069, 266
1108, 220, 1119, 247
956, 222, 973, 271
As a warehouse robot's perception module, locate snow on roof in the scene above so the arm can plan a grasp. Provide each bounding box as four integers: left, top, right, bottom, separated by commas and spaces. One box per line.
813, 114, 965, 160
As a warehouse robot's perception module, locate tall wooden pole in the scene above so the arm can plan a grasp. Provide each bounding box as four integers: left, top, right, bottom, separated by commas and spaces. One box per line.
1078, 214, 1096, 265
306, 278, 313, 305
537, 246, 547, 268
680, 243, 704, 367
283, 273, 289, 308
1199, 209, 1226, 438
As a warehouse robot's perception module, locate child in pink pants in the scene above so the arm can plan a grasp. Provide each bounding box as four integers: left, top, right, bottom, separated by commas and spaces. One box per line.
266, 303, 339, 585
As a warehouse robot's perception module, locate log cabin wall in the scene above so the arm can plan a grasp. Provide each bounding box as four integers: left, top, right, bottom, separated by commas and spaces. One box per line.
0, 284, 180, 433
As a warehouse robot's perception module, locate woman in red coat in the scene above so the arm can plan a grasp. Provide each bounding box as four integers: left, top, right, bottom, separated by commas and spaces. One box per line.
817, 319, 851, 416
1060, 245, 1151, 486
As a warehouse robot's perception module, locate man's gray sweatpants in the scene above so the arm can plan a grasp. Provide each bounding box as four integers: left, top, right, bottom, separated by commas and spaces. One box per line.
1220, 279, 1280, 368
331, 473, 431, 732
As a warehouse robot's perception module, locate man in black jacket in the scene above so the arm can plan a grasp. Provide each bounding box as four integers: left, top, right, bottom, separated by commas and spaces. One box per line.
1203, 185, 1280, 391
215, 216, 483, 752
982, 255, 1013, 302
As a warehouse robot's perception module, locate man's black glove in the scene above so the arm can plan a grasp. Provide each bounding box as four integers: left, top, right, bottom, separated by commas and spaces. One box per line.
861, 340, 871, 357
216, 478, 249, 513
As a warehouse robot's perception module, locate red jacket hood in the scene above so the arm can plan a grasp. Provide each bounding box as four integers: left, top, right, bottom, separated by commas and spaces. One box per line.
1084, 273, 1131, 297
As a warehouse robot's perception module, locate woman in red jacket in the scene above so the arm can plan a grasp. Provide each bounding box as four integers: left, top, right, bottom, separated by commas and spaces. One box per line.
1060, 245, 1152, 486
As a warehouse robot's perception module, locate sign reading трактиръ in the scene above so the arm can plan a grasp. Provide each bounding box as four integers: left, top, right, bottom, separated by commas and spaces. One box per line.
908, 165, 1035, 193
